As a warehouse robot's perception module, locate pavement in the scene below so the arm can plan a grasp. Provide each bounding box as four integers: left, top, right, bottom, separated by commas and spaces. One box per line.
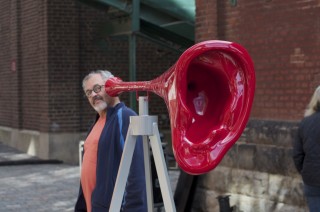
0, 142, 180, 212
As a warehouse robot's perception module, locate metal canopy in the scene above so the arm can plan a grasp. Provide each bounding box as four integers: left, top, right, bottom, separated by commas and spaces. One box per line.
78, 0, 195, 49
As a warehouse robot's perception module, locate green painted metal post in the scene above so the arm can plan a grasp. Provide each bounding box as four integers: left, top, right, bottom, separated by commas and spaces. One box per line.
129, 0, 140, 111
129, 34, 137, 111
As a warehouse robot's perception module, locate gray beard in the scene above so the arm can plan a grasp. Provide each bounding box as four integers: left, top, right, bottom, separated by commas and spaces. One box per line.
94, 102, 108, 113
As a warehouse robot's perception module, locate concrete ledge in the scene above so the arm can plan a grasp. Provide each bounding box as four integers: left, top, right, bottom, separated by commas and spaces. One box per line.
195, 166, 307, 211
0, 126, 86, 165
219, 119, 298, 176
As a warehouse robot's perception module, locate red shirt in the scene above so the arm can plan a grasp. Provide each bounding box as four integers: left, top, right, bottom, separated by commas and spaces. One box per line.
81, 116, 106, 212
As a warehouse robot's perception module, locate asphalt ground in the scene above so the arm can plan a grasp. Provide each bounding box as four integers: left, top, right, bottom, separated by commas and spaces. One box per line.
0, 142, 179, 212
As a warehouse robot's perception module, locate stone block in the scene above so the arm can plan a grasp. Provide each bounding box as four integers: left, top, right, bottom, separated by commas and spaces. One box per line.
192, 188, 220, 212
220, 144, 238, 167
254, 145, 287, 174
230, 193, 307, 212
268, 174, 305, 206
198, 166, 232, 192
237, 143, 257, 170
229, 169, 268, 197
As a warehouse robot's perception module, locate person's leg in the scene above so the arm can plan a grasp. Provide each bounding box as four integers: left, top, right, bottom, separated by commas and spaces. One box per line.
305, 196, 320, 212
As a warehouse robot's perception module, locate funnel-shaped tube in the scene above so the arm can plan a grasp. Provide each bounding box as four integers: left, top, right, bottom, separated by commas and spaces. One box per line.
105, 40, 255, 175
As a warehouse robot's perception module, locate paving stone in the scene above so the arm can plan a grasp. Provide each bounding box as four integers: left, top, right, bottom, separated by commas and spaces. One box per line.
0, 142, 180, 211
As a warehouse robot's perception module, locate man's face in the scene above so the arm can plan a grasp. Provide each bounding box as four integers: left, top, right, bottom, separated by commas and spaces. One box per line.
83, 74, 111, 114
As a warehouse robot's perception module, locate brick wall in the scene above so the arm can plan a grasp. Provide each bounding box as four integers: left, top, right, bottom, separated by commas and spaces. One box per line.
0, 1, 14, 127
196, 0, 217, 41
47, 0, 80, 133
21, 0, 49, 132
0, 0, 48, 131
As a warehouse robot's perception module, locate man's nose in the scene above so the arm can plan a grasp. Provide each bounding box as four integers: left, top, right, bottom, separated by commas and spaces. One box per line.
91, 92, 99, 98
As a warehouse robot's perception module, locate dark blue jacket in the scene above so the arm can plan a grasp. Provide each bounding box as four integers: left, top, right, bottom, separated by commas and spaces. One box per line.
293, 111, 320, 187
75, 102, 147, 211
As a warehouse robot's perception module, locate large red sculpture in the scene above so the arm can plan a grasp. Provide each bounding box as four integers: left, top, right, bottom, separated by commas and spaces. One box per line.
105, 40, 255, 175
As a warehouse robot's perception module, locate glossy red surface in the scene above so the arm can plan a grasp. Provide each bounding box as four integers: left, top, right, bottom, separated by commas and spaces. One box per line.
105, 40, 255, 175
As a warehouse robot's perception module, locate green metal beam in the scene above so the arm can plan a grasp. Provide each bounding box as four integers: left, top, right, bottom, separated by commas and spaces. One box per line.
141, 0, 195, 23
140, 20, 194, 48
132, 0, 140, 32
92, 0, 131, 12
128, 0, 140, 111
101, 19, 132, 36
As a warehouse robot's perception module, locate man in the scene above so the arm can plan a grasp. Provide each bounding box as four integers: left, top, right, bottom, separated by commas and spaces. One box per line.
75, 70, 147, 212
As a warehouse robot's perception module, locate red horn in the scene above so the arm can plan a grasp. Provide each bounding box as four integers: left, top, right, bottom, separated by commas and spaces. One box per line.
105, 40, 255, 175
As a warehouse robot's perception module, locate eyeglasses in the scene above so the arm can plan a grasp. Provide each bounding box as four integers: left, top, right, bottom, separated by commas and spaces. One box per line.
85, 84, 104, 97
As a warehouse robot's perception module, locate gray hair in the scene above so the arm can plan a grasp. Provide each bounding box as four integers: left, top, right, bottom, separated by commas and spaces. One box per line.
304, 85, 320, 117
82, 70, 114, 90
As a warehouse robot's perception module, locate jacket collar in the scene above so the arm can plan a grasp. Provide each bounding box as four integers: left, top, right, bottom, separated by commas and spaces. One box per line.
107, 102, 124, 116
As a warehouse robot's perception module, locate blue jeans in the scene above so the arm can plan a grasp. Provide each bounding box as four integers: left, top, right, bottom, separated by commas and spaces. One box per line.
304, 184, 320, 212
305, 196, 320, 212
